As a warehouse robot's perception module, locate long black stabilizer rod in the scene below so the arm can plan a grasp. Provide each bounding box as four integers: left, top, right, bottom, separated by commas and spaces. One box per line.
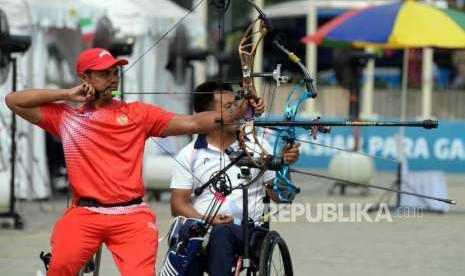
290, 169, 456, 205
254, 119, 438, 129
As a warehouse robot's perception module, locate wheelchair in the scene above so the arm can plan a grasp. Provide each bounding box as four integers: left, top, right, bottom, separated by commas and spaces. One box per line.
160, 162, 294, 276
255, 230, 293, 275
160, 204, 293, 276
234, 222, 293, 276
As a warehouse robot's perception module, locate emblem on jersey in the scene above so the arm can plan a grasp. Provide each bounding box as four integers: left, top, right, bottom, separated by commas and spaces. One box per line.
116, 114, 128, 125
99, 50, 111, 58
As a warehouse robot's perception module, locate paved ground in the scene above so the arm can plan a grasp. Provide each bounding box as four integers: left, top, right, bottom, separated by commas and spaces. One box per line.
1, 172, 464, 276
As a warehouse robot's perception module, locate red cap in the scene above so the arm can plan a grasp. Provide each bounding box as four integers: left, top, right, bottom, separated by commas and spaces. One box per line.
76, 48, 128, 74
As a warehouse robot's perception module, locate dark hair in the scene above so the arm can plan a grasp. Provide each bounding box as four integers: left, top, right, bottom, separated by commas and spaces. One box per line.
193, 81, 234, 113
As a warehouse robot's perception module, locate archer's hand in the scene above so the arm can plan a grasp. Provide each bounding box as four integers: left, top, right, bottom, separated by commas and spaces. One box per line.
66, 83, 96, 103
249, 97, 265, 117
283, 143, 301, 164
231, 97, 265, 121
212, 214, 234, 225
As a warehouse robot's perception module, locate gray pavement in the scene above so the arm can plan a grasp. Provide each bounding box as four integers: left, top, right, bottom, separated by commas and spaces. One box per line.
1, 172, 464, 276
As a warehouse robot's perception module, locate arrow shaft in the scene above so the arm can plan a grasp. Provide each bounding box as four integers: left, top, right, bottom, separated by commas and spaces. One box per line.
290, 169, 456, 205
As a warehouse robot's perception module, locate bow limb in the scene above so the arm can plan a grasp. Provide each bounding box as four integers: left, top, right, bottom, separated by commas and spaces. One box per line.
237, 0, 272, 167
270, 41, 317, 202
272, 39, 316, 98
271, 82, 311, 203
238, 15, 269, 108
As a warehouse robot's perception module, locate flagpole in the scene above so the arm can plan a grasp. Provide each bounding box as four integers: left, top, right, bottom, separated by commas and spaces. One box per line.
397, 48, 409, 173
304, 0, 317, 115
361, 0, 375, 119
422, 0, 434, 118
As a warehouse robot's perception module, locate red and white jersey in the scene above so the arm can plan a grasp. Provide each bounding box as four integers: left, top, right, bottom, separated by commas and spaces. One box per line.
38, 100, 174, 204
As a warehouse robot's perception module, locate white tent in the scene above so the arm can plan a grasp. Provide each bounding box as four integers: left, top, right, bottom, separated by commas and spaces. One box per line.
79, 0, 204, 105
78, 0, 206, 191
0, 0, 205, 204
79, 0, 190, 36
0, 0, 104, 203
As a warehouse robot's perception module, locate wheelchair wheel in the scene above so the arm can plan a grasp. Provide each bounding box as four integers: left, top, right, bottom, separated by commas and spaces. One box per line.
258, 231, 293, 276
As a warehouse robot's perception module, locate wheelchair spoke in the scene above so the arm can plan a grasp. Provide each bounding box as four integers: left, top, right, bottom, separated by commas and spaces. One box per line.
269, 243, 285, 275
259, 231, 293, 276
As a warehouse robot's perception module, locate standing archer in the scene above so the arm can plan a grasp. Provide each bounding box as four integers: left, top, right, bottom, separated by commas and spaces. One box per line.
5, 48, 261, 276
170, 81, 300, 275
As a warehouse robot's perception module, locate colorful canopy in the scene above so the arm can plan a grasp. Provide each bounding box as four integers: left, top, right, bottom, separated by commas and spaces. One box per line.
302, 0, 465, 48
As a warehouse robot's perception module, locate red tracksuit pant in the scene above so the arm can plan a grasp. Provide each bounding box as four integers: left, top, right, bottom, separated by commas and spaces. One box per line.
47, 207, 158, 276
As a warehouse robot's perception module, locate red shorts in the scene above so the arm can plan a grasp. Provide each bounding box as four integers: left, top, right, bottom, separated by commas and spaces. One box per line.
47, 207, 158, 276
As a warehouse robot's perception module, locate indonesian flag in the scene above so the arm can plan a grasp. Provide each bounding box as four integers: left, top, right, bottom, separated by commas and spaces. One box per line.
79, 18, 96, 43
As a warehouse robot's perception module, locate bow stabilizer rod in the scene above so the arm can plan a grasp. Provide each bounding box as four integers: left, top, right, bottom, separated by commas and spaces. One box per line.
254, 119, 438, 130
